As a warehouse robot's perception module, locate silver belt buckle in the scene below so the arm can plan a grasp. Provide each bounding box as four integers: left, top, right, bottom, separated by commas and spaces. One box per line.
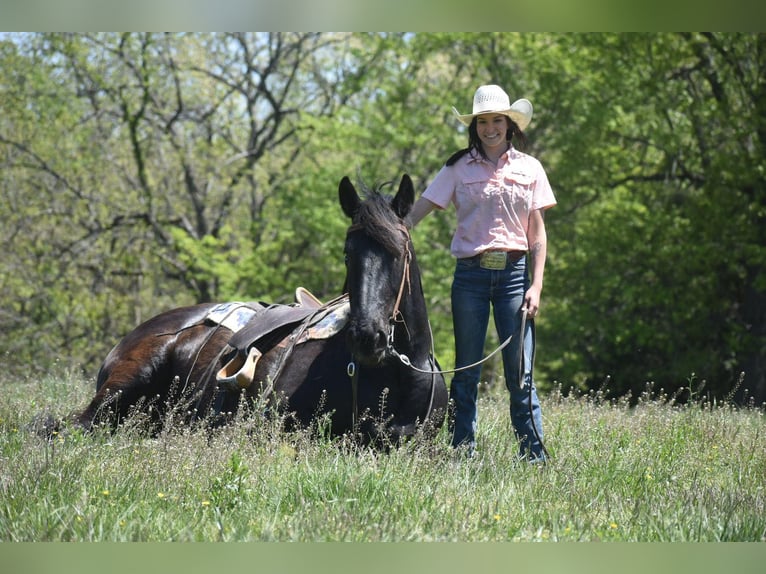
479, 251, 507, 270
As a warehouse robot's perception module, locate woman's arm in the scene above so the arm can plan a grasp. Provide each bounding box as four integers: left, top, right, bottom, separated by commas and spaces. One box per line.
525, 208, 548, 317
408, 197, 439, 228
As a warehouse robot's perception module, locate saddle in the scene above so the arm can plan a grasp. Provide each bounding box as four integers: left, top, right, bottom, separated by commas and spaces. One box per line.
215, 288, 349, 391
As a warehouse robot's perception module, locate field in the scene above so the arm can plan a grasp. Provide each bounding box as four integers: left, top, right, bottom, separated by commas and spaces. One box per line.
1, 369, 764, 543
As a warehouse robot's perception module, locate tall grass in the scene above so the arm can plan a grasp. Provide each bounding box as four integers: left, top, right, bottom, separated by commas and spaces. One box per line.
1, 369, 764, 541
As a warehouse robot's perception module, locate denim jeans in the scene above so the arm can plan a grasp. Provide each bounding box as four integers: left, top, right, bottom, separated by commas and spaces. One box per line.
449, 254, 545, 459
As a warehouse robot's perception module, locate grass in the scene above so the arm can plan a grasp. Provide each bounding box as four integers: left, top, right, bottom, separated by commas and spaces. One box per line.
1, 369, 764, 542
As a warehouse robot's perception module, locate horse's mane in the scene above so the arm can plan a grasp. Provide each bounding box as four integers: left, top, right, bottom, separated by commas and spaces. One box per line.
353, 183, 407, 256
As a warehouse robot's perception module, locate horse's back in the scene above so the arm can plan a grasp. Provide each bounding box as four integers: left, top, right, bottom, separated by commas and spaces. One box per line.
97, 303, 219, 389
75, 303, 234, 431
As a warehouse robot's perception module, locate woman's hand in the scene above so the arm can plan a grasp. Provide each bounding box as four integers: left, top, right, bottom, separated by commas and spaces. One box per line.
524, 285, 541, 318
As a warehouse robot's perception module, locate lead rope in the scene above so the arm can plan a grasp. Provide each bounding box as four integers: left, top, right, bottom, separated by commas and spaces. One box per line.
389, 328, 515, 376
519, 307, 550, 461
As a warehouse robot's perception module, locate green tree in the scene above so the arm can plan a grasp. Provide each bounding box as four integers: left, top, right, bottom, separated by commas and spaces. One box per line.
537, 33, 766, 402
0, 33, 364, 374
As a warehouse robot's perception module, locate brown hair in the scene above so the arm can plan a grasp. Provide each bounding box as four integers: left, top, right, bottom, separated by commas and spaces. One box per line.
445, 116, 528, 166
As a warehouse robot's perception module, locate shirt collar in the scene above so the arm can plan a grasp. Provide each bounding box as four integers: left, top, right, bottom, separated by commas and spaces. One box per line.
466, 145, 515, 165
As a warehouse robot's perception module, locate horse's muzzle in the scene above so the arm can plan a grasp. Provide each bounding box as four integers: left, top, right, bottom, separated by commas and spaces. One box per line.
346, 321, 389, 366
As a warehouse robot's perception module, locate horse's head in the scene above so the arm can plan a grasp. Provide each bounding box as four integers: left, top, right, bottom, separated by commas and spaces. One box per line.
339, 174, 415, 366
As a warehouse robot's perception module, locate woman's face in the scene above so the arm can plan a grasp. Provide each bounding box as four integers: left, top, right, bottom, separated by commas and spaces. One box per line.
475, 113, 510, 152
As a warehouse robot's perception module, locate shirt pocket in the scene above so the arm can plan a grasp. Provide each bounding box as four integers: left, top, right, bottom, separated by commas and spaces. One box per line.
457, 177, 493, 205
504, 169, 534, 188
503, 170, 534, 207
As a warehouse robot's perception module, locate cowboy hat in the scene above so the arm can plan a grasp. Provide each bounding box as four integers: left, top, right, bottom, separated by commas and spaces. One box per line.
452, 84, 533, 131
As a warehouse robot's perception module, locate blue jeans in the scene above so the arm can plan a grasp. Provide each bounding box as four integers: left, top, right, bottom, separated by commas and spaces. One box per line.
449, 255, 545, 459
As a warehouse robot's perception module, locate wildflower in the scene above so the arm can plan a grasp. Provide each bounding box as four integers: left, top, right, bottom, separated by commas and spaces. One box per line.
102, 490, 110, 497
201, 500, 211, 507
157, 492, 166, 499
610, 522, 618, 530
493, 514, 501, 521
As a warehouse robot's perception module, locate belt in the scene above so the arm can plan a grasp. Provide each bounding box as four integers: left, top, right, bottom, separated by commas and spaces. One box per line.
462, 250, 527, 270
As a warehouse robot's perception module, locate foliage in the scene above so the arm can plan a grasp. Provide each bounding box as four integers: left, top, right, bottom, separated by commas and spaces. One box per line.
539, 33, 766, 400
1, 32, 765, 403
1, 372, 764, 542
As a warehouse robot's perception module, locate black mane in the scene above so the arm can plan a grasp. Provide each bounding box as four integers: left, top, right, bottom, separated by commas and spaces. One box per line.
353, 185, 406, 256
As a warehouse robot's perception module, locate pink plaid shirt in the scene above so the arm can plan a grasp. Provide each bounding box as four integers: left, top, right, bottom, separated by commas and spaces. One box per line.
422, 146, 556, 259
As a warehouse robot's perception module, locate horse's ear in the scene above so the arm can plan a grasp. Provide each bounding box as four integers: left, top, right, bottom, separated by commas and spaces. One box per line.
339, 176, 360, 219
391, 174, 414, 220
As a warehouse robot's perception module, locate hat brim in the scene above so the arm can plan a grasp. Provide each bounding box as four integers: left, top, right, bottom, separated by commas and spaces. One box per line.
452, 98, 533, 131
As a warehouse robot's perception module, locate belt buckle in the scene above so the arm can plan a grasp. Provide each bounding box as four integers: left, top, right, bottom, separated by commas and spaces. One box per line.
479, 251, 507, 270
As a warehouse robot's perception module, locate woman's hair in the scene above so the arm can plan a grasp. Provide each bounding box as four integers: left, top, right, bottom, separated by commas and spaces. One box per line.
445, 116, 528, 166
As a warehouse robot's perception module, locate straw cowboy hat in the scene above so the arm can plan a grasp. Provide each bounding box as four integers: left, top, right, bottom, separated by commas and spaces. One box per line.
452, 85, 533, 131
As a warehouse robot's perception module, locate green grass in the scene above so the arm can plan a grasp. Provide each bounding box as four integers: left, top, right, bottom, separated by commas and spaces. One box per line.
1, 370, 764, 542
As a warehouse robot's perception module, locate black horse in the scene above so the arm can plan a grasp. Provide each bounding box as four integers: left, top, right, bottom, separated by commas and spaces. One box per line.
65, 174, 448, 445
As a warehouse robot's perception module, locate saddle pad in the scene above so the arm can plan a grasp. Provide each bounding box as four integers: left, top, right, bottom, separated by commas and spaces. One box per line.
205, 302, 261, 334
297, 300, 350, 343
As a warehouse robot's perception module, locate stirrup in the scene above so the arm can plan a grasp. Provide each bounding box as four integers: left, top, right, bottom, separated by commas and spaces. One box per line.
216, 346, 262, 390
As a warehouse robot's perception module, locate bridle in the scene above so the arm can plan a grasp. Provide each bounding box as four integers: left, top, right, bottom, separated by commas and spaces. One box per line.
345, 221, 414, 353
344, 221, 434, 432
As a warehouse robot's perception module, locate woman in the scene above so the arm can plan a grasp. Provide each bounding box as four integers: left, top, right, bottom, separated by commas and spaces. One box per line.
409, 84, 556, 460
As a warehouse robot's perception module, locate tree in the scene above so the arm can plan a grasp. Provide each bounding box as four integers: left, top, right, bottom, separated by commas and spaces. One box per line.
537, 33, 766, 403
0, 33, 366, 374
